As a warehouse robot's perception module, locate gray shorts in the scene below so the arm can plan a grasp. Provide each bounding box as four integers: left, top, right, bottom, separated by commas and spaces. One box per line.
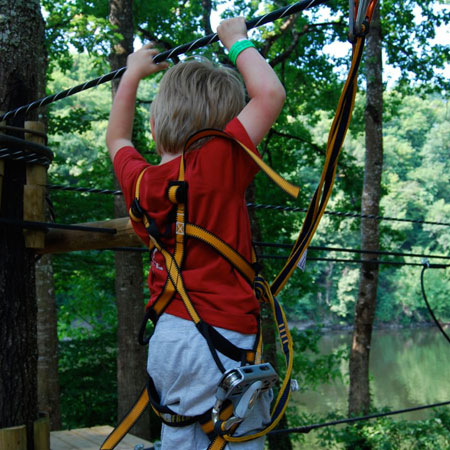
147, 314, 273, 450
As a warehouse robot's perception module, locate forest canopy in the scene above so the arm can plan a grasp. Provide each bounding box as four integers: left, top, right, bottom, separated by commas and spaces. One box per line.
1, 0, 448, 445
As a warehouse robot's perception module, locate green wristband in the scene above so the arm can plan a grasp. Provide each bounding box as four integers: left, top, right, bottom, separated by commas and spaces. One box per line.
228, 39, 256, 65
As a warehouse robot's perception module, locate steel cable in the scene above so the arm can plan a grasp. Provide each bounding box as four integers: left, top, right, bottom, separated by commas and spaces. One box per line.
268, 400, 450, 435
0, 0, 329, 121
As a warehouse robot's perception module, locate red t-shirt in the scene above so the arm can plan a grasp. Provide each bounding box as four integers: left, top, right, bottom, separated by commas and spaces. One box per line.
113, 118, 260, 334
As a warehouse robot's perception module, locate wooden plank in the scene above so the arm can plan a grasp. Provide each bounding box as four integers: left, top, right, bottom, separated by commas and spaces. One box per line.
39, 217, 144, 254
50, 426, 153, 450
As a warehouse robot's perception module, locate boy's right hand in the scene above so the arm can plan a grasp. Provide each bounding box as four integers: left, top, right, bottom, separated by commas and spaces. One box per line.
125, 43, 169, 80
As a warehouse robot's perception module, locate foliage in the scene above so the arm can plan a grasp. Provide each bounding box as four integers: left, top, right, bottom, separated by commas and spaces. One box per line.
290, 327, 345, 392
59, 331, 117, 429
316, 407, 450, 449
381, 0, 450, 93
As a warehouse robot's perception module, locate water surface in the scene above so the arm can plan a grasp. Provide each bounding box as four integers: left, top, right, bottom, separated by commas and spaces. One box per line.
293, 327, 450, 421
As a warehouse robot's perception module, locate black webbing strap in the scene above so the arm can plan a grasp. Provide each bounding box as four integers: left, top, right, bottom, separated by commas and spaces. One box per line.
270, 34, 366, 296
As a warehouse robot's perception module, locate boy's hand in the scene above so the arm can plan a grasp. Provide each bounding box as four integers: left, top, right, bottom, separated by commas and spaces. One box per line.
125, 43, 169, 80
217, 17, 248, 51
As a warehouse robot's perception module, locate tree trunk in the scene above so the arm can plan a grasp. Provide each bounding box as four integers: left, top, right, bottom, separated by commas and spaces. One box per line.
36, 253, 61, 430
109, 0, 153, 441
348, 3, 383, 417
0, 1, 47, 448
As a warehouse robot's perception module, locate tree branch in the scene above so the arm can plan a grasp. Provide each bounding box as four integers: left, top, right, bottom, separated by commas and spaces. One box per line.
263, 19, 345, 67
201, 0, 213, 35
261, 13, 299, 58
270, 128, 325, 156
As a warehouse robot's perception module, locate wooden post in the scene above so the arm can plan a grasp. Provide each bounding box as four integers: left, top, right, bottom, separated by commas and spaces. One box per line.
23, 121, 47, 249
0, 425, 27, 450
33, 413, 50, 450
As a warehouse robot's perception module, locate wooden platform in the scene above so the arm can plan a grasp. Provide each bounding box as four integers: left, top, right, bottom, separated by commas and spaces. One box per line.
50, 426, 154, 450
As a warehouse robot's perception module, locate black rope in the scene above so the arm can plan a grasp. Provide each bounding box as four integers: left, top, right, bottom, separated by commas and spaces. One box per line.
44, 185, 450, 228
99, 244, 450, 263
0, 217, 116, 234
259, 254, 450, 267
254, 241, 450, 261
253, 241, 450, 259
0, 0, 328, 121
93, 247, 450, 268
268, 400, 450, 435
0, 148, 51, 167
0, 125, 48, 141
420, 264, 450, 344
247, 203, 450, 227
0, 134, 53, 166
47, 184, 122, 195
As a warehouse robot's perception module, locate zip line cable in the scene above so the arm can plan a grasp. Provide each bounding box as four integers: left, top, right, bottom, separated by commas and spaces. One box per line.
420, 264, 450, 344
247, 203, 450, 227
96, 246, 450, 268
44, 184, 450, 227
0, 217, 116, 234
0, 0, 329, 122
1, 213, 446, 263
259, 254, 450, 267
268, 400, 450, 435
47, 184, 122, 195
254, 241, 450, 261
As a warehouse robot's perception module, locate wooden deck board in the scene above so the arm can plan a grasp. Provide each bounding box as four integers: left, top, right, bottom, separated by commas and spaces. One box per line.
50, 426, 153, 450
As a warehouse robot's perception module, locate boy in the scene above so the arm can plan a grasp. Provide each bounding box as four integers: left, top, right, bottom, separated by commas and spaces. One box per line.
106, 17, 285, 450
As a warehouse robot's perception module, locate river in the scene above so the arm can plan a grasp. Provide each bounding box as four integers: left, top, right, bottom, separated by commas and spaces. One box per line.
293, 327, 449, 420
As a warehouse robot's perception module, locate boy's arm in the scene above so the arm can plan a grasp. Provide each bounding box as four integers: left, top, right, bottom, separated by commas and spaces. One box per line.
106, 44, 168, 162
217, 18, 286, 146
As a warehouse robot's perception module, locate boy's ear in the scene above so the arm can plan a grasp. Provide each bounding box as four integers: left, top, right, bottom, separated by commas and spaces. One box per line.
150, 117, 156, 141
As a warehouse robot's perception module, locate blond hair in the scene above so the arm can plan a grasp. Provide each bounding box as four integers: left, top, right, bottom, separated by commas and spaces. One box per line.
150, 58, 245, 155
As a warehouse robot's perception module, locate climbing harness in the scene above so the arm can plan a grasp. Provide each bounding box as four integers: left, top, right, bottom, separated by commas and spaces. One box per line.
101, 130, 297, 450
101, 1, 379, 448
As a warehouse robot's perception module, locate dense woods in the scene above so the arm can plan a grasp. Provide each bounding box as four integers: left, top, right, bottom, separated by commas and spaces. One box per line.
0, 0, 448, 449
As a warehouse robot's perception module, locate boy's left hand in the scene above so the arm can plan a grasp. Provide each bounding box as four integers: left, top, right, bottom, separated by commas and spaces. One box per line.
126, 43, 169, 80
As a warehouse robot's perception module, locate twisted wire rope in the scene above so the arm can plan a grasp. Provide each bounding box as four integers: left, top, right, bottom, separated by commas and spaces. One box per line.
0, 0, 328, 122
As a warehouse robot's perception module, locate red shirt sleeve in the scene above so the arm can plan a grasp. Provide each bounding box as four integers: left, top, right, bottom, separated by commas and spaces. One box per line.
113, 145, 151, 211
